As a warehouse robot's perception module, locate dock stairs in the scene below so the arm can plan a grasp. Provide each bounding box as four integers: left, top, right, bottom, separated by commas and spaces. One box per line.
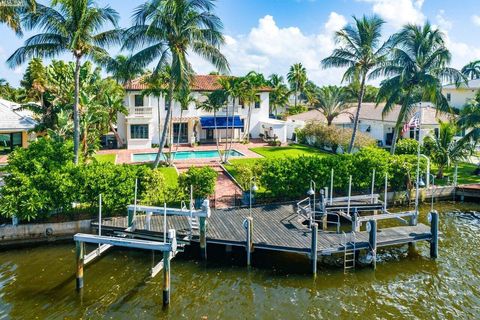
343, 231, 356, 273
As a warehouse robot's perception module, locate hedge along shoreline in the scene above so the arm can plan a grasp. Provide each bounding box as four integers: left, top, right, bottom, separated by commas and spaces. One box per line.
0, 138, 218, 222
232, 147, 427, 200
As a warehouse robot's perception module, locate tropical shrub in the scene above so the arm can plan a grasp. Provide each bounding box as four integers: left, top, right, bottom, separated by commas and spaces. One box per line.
178, 167, 217, 202
141, 168, 181, 206
395, 138, 419, 155
234, 162, 263, 190
0, 138, 76, 221
74, 162, 150, 214
297, 122, 375, 152
258, 148, 425, 199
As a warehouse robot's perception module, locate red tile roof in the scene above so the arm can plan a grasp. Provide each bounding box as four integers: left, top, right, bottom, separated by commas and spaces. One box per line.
124, 74, 272, 92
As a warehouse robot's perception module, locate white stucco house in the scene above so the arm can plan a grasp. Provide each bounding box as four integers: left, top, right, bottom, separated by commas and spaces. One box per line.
118, 74, 297, 149
0, 98, 37, 154
442, 79, 480, 110
286, 103, 451, 147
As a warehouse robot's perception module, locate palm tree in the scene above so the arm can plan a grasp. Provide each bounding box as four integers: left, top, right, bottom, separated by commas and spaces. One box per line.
101, 54, 145, 85
316, 86, 350, 125
461, 60, 480, 80
0, 0, 36, 35
99, 79, 128, 148
287, 63, 307, 109
197, 89, 227, 160
374, 23, 465, 154
141, 68, 170, 156
430, 121, 473, 178
458, 91, 480, 144
7, 0, 121, 164
268, 74, 289, 118
217, 76, 241, 163
123, 0, 229, 169
322, 15, 390, 153
300, 80, 319, 107
172, 86, 196, 161
240, 71, 266, 142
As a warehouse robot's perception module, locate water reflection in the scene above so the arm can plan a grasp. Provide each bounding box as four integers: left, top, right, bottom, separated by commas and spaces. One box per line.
0, 202, 479, 319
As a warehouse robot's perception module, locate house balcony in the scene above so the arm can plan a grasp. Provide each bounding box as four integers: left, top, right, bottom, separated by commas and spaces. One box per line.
126, 106, 153, 118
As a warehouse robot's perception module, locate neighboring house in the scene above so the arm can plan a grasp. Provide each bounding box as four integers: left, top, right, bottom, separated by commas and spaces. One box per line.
442, 79, 480, 110
118, 75, 276, 149
287, 103, 451, 147
0, 98, 37, 154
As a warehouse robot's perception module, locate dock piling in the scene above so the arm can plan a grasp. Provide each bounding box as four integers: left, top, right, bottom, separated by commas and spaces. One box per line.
245, 217, 253, 266
199, 216, 207, 260
429, 210, 439, 258
368, 220, 377, 270
311, 223, 318, 277
163, 250, 171, 306
75, 241, 85, 290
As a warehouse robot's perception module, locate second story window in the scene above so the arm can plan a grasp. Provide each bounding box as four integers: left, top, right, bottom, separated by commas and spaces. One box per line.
134, 94, 143, 107
254, 94, 261, 109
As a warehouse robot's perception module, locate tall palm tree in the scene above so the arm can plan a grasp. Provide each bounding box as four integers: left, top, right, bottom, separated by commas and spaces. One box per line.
374, 23, 465, 154
7, 0, 121, 164
287, 63, 307, 109
197, 89, 227, 160
268, 74, 289, 118
101, 54, 145, 85
0, 0, 36, 35
217, 76, 241, 163
124, 0, 229, 169
322, 15, 390, 153
461, 60, 480, 80
141, 68, 170, 156
316, 86, 350, 125
240, 71, 266, 142
172, 86, 195, 161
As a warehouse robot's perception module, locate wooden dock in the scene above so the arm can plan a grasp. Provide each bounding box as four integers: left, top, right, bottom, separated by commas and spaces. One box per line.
93, 203, 433, 256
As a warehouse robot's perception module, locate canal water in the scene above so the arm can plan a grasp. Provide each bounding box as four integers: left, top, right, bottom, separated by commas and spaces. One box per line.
0, 202, 479, 319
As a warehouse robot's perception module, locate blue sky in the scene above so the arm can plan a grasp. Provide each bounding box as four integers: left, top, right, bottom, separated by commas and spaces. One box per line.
1, 0, 480, 86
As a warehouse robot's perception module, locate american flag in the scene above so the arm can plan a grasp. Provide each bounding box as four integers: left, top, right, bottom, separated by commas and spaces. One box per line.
401, 112, 420, 135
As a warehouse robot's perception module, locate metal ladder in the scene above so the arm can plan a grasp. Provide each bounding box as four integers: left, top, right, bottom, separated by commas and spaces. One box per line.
343, 231, 356, 273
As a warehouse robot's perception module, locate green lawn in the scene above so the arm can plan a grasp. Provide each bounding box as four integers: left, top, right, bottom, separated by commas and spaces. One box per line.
93, 153, 116, 164
432, 162, 479, 186
224, 144, 331, 192
159, 167, 179, 188
250, 144, 332, 158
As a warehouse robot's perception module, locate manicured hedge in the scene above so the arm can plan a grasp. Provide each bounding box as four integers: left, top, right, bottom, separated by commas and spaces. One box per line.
240, 147, 426, 200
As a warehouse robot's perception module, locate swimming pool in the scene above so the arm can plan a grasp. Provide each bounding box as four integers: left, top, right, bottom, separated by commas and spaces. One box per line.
132, 149, 244, 162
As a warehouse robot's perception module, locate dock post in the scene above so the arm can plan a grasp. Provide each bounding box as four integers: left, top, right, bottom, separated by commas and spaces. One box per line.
199, 216, 207, 260
429, 210, 439, 259
127, 209, 134, 228
245, 217, 253, 266
163, 250, 171, 306
146, 211, 152, 230
368, 220, 377, 270
311, 223, 318, 277
75, 241, 85, 291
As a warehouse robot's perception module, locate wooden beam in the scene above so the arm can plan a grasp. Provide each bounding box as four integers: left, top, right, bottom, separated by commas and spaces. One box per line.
73, 233, 173, 252
84, 244, 112, 265
126, 203, 211, 218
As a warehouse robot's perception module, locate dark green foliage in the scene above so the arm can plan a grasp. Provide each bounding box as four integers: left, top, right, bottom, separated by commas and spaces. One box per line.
256, 147, 426, 199
179, 167, 217, 201
0, 138, 76, 221
395, 138, 419, 155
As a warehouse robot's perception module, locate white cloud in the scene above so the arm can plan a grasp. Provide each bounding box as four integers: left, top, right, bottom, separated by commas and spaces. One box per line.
191, 14, 347, 86
436, 10, 452, 31
359, 0, 425, 29
472, 15, 480, 27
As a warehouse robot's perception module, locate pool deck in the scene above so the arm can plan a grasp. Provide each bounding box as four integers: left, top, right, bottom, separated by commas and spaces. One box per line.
96, 141, 266, 165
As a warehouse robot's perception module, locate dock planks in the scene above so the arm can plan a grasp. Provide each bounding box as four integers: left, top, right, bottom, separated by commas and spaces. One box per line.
94, 203, 432, 256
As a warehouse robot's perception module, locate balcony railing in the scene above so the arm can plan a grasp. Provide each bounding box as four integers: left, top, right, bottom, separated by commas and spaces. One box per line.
128, 106, 153, 117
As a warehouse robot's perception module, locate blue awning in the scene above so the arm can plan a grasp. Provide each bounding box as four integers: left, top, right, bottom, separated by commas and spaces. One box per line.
200, 116, 244, 129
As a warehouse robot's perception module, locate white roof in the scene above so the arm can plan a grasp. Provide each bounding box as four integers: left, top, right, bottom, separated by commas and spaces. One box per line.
443, 78, 480, 90
0, 98, 37, 131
